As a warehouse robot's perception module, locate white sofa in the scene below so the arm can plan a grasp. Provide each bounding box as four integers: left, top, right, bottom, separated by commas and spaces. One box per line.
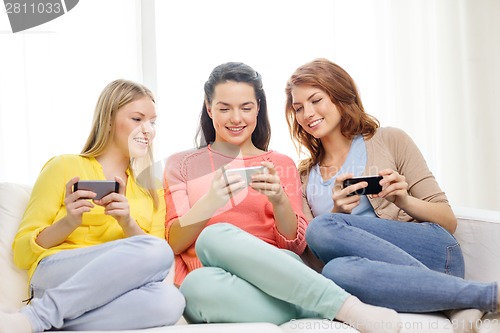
1, 181, 499, 333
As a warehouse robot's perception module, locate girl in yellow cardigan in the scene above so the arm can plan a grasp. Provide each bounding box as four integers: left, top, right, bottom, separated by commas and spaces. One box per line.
1, 79, 184, 332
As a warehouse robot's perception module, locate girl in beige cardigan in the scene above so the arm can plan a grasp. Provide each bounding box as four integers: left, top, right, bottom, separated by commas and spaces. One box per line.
285, 58, 499, 333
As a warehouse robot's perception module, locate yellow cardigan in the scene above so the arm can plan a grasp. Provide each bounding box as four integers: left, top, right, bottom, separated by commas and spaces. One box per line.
12, 154, 166, 279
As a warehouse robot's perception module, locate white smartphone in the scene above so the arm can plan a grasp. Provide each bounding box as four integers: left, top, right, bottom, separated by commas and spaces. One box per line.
224, 166, 268, 185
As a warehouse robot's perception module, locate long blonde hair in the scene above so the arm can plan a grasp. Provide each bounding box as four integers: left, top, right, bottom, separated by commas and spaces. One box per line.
81, 79, 159, 208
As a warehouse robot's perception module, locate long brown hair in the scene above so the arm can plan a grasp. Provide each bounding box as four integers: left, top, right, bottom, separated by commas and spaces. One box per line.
285, 58, 379, 175
195, 62, 271, 150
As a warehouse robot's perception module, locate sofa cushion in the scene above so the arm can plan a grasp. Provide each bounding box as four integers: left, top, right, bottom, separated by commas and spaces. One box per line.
24, 313, 460, 333
453, 207, 500, 284
280, 313, 454, 332
0, 182, 32, 309
50, 322, 284, 332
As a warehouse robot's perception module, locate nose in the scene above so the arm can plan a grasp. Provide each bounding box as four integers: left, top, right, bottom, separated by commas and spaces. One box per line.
230, 110, 242, 123
141, 121, 154, 133
303, 103, 314, 118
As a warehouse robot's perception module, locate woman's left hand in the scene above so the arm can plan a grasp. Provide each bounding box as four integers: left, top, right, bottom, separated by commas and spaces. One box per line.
249, 161, 285, 204
376, 169, 409, 208
94, 176, 134, 228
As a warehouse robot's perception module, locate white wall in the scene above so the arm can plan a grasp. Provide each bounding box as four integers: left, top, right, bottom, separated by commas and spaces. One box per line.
0, 0, 143, 184
1, 0, 499, 212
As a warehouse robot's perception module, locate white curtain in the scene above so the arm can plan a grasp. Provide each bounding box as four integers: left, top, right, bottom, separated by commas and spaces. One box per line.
1, 0, 498, 211
154, 0, 500, 211
385, 0, 500, 211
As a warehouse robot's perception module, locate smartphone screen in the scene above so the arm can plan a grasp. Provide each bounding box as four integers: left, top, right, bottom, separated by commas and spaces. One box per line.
224, 166, 267, 185
343, 176, 383, 196
73, 180, 119, 200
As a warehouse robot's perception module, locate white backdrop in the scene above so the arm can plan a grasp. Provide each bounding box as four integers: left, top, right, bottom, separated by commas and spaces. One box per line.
1, 0, 499, 211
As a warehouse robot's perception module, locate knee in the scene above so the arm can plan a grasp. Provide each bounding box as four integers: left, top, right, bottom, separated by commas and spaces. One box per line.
179, 268, 207, 305
180, 267, 227, 299
195, 223, 238, 263
180, 267, 226, 323
322, 257, 370, 288
305, 215, 325, 247
130, 236, 174, 277
154, 285, 186, 326
145, 236, 174, 264
306, 214, 346, 250
132, 283, 185, 327
197, 223, 235, 247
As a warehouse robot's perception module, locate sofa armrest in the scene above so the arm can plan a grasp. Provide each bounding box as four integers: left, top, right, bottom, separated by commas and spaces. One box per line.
0, 182, 32, 308
453, 206, 500, 284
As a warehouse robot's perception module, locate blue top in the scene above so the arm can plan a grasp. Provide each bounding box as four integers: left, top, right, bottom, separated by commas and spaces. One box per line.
306, 135, 376, 217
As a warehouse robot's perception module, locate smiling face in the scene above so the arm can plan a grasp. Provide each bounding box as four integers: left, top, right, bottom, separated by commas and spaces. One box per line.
111, 95, 157, 159
291, 85, 341, 139
206, 81, 259, 150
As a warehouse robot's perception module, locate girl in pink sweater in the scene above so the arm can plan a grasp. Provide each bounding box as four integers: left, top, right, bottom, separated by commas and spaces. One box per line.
164, 62, 401, 333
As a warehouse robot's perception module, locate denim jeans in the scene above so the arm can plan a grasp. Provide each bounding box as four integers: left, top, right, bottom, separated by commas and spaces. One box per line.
306, 213, 498, 313
180, 223, 350, 325
22, 235, 185, 331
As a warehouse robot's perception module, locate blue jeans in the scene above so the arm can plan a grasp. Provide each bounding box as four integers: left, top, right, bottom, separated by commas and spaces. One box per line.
180, 223, 350, 325
22, 235, 185, 331
306, 213, 498, 313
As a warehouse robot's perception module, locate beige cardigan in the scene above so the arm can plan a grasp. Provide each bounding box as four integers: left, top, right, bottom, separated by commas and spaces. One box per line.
300, 126, 449, 222
299, 127, 450, 271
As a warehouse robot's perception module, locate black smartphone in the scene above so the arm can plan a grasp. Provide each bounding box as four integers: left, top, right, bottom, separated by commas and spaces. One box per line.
73, 180, 119, 200
343, 176, 383, 196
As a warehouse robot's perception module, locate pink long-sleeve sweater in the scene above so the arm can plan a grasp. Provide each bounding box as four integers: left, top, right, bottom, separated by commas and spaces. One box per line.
164, 146, 308, 286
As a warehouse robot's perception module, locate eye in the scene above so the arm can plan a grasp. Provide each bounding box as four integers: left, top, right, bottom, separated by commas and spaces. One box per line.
132, 117, 142, 122
294, 106, 303, 113
312, 98, 322, 104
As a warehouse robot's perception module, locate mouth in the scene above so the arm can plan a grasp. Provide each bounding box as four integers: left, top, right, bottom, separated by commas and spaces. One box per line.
226, 126, 246, 133
308, 118, 324, 128
133, 137, 149, 145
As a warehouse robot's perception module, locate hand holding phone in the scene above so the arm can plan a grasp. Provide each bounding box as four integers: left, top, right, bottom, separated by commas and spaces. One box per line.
343, 175, 383, 196
73, 180, 119, 200
224, 166, 268, 186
